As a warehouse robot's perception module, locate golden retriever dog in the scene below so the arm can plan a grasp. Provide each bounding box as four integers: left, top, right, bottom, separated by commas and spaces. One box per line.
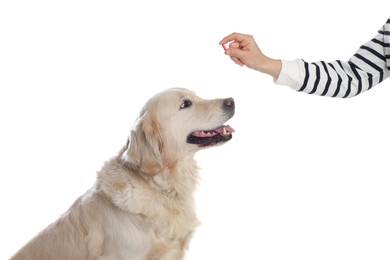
11, 88, 235, 260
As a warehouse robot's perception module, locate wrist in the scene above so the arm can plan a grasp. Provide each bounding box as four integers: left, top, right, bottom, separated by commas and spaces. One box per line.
256, 58, 282, 79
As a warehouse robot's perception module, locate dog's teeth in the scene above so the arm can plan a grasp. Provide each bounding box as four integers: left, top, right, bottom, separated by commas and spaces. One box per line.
223, 127, 227, 135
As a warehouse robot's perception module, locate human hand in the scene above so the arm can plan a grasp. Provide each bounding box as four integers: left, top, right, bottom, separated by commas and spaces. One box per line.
219, 32, 281, 79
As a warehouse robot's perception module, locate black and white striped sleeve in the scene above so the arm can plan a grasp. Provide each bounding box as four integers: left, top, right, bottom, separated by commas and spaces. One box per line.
276, 18, 390, 98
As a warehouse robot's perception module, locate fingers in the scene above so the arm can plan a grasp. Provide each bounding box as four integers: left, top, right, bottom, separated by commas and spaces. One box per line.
224, 47, 245, 66
231, 56, 244, 66
220, 32, 255, 68
219, 32, 249, 45
228, 41, 240, 49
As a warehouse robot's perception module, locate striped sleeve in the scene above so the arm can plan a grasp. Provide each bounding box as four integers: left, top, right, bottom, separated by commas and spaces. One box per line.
275, 18, 390, 98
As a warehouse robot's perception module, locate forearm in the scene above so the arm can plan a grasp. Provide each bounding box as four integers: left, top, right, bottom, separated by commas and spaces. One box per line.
275, 18, 390, 98
275, 59, 378, 98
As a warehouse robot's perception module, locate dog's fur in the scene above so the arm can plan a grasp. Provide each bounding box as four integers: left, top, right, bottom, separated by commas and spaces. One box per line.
11, 88, 235, 260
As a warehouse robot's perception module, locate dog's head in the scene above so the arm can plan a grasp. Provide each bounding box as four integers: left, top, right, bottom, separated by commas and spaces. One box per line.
121, 88, 235, 175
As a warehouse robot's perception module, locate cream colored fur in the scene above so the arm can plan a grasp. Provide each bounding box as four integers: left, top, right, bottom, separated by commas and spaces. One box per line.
10, 88, 234, 260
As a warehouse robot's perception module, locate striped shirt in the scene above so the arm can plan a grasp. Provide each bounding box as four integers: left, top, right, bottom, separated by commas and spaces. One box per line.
276, 17, 390, 98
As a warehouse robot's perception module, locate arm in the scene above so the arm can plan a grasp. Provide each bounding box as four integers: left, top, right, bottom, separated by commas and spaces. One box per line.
220, 18, 390, 98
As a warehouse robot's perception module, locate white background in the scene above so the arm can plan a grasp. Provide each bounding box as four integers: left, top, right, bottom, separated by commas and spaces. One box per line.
1, 1, 390, 259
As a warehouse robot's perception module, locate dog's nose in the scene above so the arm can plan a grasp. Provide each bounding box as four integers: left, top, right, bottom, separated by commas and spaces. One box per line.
223, 98, 235, 110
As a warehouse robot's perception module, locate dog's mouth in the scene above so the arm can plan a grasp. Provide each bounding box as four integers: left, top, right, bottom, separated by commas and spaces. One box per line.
186, 125, 235, 147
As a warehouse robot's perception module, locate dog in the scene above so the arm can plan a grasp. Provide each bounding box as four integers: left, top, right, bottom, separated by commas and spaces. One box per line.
11, 88, 235, 260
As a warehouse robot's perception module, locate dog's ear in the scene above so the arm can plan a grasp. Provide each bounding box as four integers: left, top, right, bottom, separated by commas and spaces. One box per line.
121, 112, 164, 176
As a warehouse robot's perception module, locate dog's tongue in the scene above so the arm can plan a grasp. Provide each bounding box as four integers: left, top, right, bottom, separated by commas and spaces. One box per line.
214, 125, 235, 135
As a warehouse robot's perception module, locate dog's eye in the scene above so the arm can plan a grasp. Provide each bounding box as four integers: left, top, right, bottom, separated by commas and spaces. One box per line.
180, 99, 192, 109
